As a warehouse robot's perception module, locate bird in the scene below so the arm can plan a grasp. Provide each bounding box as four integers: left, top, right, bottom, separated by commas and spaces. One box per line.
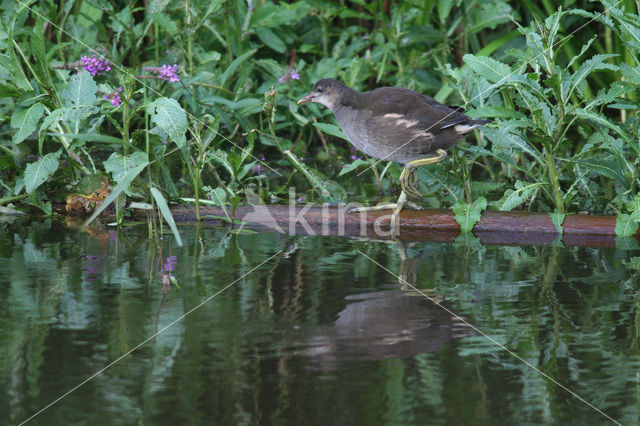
298, 78, 490, 234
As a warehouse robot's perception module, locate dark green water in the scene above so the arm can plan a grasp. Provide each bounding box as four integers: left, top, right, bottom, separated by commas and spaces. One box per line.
2, 219, 640, 425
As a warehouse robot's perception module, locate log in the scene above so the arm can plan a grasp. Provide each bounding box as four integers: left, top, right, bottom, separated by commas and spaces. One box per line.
142, 204, 638, 248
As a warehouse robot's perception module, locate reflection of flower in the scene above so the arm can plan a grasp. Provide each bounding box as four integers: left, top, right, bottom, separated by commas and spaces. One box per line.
84, 254, 102, 282
164, 256, 177, 273
278, 68, 300, 83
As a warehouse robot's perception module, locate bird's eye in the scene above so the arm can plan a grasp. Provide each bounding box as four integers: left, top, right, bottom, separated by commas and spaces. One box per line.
316, 86, 323, 93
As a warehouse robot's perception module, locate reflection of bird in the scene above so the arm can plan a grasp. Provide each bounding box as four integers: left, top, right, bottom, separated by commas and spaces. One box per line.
298, 79, 490, 233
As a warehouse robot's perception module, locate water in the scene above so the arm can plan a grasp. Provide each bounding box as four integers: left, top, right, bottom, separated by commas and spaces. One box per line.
2, 218, 640, 425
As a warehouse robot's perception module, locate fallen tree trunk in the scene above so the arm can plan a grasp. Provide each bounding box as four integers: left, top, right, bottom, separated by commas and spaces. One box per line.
139, 204, 638, 248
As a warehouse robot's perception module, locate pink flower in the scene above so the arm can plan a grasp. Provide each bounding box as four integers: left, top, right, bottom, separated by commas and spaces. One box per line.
104, 87, 123, 107
279, 68, 300, 83
158, 64, 180, 82
80, 54, 111, 76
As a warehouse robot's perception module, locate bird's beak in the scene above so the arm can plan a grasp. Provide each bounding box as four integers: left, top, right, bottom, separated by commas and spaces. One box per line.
297, 93, 313, 105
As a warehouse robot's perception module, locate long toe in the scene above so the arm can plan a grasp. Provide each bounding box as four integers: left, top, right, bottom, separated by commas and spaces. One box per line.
402, 180, 423, 200
348, 204, 399, 213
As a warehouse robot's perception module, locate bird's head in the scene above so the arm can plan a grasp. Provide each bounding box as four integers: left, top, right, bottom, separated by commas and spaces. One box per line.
297, 78, 344, 109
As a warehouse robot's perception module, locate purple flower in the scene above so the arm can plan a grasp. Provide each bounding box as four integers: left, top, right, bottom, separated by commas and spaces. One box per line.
164, 255, 177, 273
162, 139, 168, 145
279, 68, 300, 83
104, 87, 123, 107
81, 54, 111, 76
158, 64, 180, 82
296, 197, 303, 202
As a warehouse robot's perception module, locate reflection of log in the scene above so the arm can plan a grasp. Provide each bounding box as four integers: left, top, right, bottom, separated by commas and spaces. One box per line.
295, 290, 474, 369
145, 205, 637, 247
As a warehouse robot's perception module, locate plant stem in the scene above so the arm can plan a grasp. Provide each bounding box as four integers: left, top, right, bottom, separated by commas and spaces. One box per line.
0, 194, 29, 205
544, 147, 564, 213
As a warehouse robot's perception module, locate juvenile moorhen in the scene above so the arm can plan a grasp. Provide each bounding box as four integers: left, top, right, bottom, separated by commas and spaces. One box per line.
298, 78, 490, 232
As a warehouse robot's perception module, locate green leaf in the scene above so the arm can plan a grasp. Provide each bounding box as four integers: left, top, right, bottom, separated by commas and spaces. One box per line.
572, 109, 630, 143
83, 160, 149, 228
60, 70, 98, 107
255, 27, 286, 53
150, 187, 182, 247
338, 159, 372, 176
24, 150, 61, 193
550, 211, 566, 234
615, 213, 640, 237
147, 97, 188, 148
469, 1, 512, 32
219, 49, 257, 88
437, 0, 456, 24
312, 122, 348, 140
570, 157, 628, 189
151, 12, 179, 36
104, 151, 149, 184
208, 150, 236, 180
619, 64, 640, 85
452, 197, 487, 233
568, 54, 618, 99
495, 181, 542, 211
11, 102, 45, 144
463, 54, 512, 84
205, 186, 228, 206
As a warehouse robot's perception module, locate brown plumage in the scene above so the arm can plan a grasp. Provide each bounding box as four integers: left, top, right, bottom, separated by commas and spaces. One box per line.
298, 78, 489, 164
298, 78, 491, 235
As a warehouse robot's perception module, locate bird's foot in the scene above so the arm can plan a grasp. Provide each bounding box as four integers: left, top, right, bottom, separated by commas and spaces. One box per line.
347, 201, 422, 214
399, 166, 422, 200
348, 192, 417, 237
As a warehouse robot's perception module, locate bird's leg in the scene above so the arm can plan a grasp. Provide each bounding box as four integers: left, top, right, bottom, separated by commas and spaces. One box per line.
389, 191, 408, 233
348, 149, 448, 236
401, 149, 448, 200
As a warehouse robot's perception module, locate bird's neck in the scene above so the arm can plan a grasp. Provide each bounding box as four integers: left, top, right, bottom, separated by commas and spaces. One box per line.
332, 85, 362, 111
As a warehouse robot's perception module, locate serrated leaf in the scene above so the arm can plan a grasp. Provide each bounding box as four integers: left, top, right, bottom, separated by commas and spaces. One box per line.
550, 211, 566, 234
11, 102, 45, 144
24, 150, 61, 193
150, 187, 182, 247
470, 1, 512, 32
151, 12, 179, 36
567, 35, 597, 69
568, 54, 618, 99
570, 157, 628, 189
452, 197, 487, 233
572, 109, 630, 143
312, 122, 348, 140
61, 70, 97, 107
619, 64, 640, 85
495, 181, 542, 211
463, 54, 512, 84
615, 213, 640, 237
104, 151, 149, 183
147, 97, 187, 148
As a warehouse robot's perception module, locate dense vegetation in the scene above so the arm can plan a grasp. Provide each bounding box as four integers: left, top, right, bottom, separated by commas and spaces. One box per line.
1, 0, 639, 235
